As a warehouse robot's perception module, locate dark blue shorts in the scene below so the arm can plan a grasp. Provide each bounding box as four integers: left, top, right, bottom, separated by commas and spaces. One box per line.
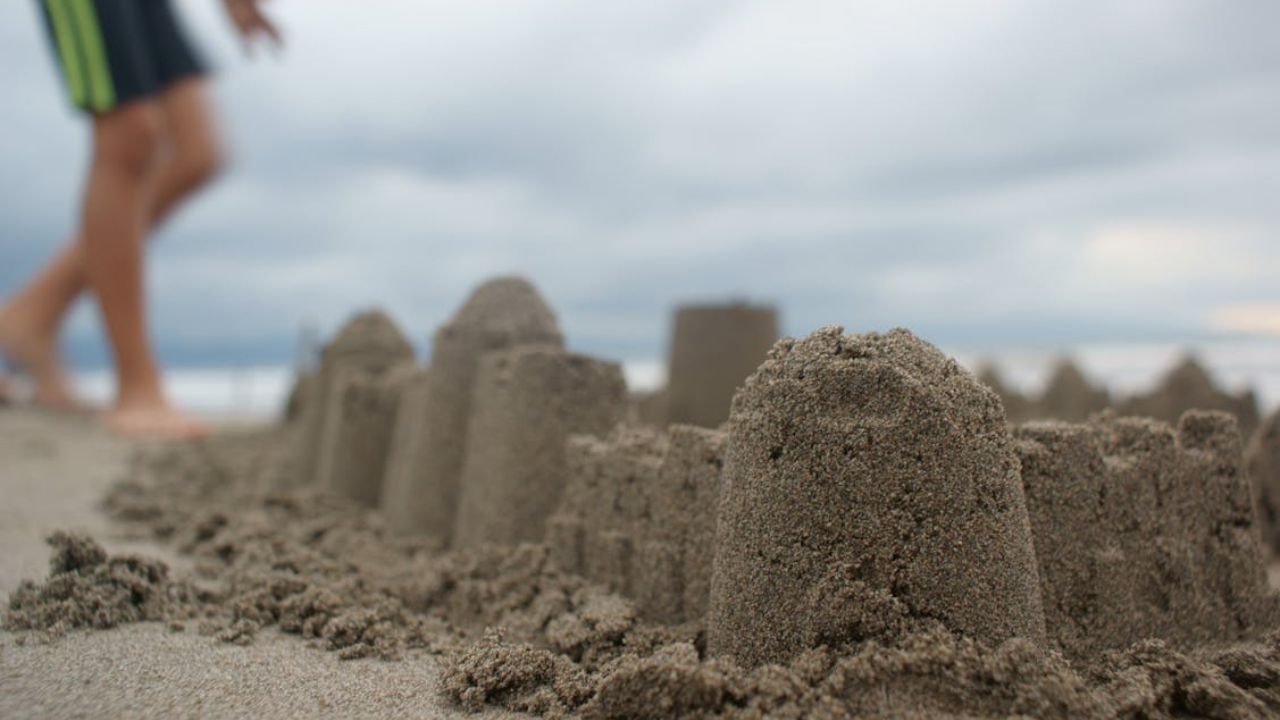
39, 0, 207, 114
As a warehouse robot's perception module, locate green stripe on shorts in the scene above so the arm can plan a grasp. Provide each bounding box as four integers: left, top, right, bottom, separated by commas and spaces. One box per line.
67, 0, 117, 112
42, 0, 88, 108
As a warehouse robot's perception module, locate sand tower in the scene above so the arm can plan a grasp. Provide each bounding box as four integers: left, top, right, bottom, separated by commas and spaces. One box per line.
282, 370, 317, 424
708, 327, 1046, 667
451, 346, 627, 549
294, 310, 415, 486
665, 302, 779, 429
1119, 355, 1260, 438
316, 365, 414, 506
1247, 410, 1280, 554
379, 277, 563, 542
976, 362, 1032, 423
1035, 358, 1110, 422
1018, 411, 1275, 659
547, 424, 725, 623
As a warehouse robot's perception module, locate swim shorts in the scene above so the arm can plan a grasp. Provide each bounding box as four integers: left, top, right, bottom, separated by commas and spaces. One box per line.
39, 0, 207, 114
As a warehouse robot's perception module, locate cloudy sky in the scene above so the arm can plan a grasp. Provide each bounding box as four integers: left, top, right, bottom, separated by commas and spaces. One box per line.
2, 0, 1278, 371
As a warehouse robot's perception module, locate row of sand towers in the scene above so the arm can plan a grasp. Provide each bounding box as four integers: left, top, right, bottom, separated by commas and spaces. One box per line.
288, 276, 1280, 667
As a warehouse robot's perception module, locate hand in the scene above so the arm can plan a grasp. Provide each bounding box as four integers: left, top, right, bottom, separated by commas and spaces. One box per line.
222, 0, 282, 54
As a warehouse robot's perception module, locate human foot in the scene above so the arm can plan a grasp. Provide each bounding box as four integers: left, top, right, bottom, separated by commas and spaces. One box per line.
104, 401, 211, 441
0, 309, 85, 412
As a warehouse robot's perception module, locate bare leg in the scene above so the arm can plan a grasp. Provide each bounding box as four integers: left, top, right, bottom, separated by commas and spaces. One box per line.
0, 245, 85, 409
0, 78, 221, 420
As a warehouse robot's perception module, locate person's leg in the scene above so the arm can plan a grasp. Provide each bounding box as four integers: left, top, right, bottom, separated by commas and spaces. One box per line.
0, 77, 221, 413
0, 246, 85, 409
81, 100, 207, 439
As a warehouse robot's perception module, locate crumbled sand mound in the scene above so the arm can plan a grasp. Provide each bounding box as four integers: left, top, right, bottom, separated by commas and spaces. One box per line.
1248, 410, 1280, 554
709, 326, 1046, 667
5, 532, 200, 636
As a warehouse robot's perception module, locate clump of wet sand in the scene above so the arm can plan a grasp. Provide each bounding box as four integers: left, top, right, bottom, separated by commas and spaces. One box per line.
5, 532, 201, 636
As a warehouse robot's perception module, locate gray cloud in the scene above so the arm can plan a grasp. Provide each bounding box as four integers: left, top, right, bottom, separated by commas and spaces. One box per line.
2, 0, 1279, 370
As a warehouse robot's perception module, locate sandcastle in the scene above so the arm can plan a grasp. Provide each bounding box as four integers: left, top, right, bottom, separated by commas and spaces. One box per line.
547, 424, 725, 624
282, 370, 317, 424
293, 310, 414, 487
1037, 358, 1110, 422
451, 346, 627, 549
977, 359, 1109, 424
1119, 355, 1261, 438
316, 365, 414, 507
379, 277, 563, 542
976, 363, 1032, 423
707, 327, 1046, 667
1248, 410, 1280, 554
1018, 411, 1276, 659
665, 302, 778, 428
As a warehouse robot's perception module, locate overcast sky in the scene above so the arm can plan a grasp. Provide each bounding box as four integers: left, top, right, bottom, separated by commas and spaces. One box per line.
2, 0, 1278, 369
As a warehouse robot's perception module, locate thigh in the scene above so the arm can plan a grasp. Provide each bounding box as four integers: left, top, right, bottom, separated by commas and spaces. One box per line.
156, 77, 219, 158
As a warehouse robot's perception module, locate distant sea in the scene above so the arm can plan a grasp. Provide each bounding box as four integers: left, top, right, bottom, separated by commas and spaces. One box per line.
68, 340, 1280, 423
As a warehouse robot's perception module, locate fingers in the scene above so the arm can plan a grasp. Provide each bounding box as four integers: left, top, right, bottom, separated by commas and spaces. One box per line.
232, 2, 283, 56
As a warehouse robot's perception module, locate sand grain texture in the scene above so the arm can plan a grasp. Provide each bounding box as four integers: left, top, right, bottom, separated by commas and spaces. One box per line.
452, 347, 627, 549
1248, 410, 1280, 555
1019, 411, 1278, 660
709, 326, 1047, 667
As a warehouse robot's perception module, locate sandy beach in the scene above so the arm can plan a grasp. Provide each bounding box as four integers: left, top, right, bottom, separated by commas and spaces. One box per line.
3, 291, 1279, 719
0, 410, 521, 720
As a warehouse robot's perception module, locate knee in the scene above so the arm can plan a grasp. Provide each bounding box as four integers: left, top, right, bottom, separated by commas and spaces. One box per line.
94, 104, 165, 176
170, 136, 225, 192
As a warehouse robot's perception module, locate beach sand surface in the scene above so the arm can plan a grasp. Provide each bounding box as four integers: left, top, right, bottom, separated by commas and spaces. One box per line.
0, 410, 523, 720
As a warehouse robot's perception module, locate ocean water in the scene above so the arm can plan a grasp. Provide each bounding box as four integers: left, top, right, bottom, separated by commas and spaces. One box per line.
66, 340, 1280, 423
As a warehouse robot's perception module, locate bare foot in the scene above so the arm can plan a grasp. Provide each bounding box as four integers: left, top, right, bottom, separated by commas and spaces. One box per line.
104, 401, 211, 441
0, 375, 13, 405
0, 311, 85, 413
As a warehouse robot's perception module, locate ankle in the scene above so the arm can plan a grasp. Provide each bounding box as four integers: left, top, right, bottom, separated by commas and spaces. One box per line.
0, 302, 59, 346
115, 383, 169, 411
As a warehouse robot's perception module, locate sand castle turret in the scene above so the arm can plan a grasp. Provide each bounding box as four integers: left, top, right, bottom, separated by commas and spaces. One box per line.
976, 362, 1032, 423
451, 347, 626, 549
317, 365, 414, 506
379, 277, 563, 542
294, 310, 414, 486
1018, 411, 1276, 659
1247, 410, 1280, 554
708, 327, 1046, 667
665, 302, 779, 428
282, 371, 317, 425
1035, 358, 1109, 422
547, 424, 725, 623
1119, 355, 1260, 438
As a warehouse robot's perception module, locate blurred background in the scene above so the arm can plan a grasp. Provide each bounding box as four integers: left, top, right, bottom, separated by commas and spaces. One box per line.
1, 0, 1278, 420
